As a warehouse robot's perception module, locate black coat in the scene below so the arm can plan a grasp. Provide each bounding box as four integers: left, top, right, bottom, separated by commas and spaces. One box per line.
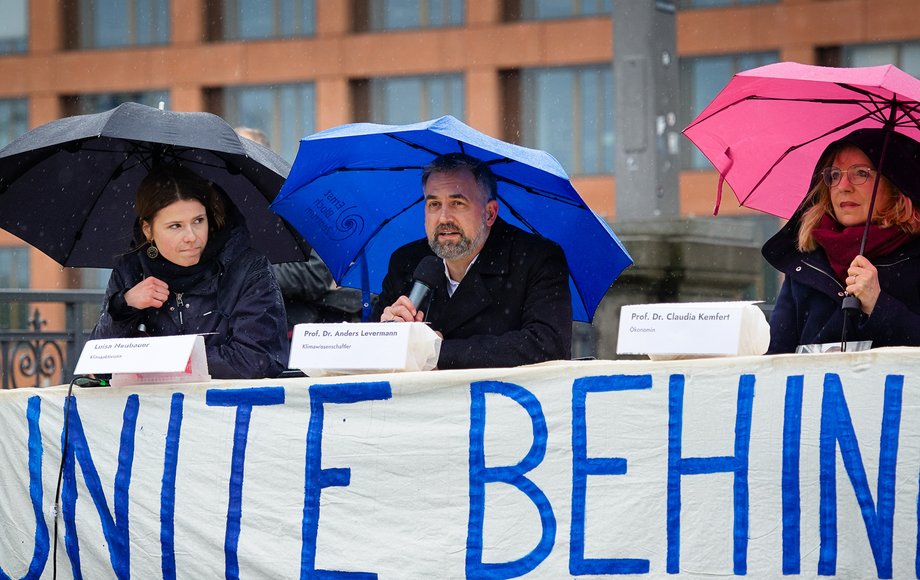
90, 222, 289, 379
762, 216, 920, 353
372, 219, 573, 369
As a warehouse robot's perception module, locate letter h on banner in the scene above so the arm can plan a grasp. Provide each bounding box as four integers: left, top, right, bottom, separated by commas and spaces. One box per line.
667, 373, 754, 575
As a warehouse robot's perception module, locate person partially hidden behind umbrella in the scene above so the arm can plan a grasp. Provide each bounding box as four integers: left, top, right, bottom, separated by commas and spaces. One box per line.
235, 126, 369, 329
373, 152, 572, 369
763, 128, 920, 353
89, 164, 289, 378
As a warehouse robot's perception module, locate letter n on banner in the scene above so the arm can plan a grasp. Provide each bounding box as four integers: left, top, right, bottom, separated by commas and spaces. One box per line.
818, 373, 902, 578
62, 394, 140, 580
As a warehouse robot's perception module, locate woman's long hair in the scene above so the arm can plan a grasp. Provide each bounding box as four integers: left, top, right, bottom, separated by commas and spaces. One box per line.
797, 143, 920, 252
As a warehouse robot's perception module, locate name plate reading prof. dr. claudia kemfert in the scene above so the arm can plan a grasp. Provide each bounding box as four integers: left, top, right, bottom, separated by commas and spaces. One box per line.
617, 301, 764, 356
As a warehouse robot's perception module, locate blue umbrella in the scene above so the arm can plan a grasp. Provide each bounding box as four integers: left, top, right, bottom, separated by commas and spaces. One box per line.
271, 115, 632, 322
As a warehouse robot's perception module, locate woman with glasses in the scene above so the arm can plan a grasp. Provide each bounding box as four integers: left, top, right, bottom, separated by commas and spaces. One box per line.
762, 128, 920, 353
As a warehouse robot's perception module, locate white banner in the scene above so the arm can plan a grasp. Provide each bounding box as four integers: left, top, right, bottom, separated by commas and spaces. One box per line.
1, 348, 919, 578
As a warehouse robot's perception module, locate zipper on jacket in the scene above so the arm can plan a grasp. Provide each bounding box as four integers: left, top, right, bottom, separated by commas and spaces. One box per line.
800, 260, 845, 291
176, 292, 185, 332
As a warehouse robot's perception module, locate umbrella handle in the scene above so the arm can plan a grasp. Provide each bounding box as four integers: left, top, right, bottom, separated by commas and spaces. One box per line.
839, 294, 860, 352
841, 294, 860, 312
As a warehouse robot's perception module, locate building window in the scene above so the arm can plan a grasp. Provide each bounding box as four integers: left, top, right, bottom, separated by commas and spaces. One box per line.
839, 42, 920, 79
211, 83, 315, 163
208, 0, 315, 41
61, 91, 170, 116
0, 0, 28, 53
509, 65, 613, 176
354, 0, 464, 32
64, 0, 170, 49
677, 0, 776, 7
0, 99, 28, 149
504, 0, 611, 20
0, 248, 29, 328
353, 74, 464, 125
678, 52, 778, 170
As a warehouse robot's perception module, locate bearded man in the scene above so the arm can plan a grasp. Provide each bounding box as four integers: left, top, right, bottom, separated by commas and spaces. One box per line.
373, 152, 572, 369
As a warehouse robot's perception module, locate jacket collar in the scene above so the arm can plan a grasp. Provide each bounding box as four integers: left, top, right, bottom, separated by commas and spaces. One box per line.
762, 208, 920, 275
432, 218, 512, 334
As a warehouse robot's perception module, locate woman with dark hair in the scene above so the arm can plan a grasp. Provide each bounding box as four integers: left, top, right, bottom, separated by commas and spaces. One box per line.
763, 128, 920, 353
90, 164, 289, 379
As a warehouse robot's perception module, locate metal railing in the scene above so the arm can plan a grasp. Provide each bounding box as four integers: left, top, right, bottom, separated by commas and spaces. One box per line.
0, 289, 105, 389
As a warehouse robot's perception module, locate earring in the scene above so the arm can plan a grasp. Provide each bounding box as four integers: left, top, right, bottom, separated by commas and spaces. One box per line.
146, 241, 159, 259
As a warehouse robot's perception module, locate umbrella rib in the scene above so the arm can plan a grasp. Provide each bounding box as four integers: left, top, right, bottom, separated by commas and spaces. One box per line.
686, 92, 920, 131
60, 158, 135, 265
343, 196, 425, 285
385, 133, 444, 157
495, 175, 585, 207
736, 114, 881, 207
490, 191, 592, 317
57, 141, 191, 264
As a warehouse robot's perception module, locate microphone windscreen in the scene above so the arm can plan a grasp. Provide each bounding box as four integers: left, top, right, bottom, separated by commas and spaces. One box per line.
413, 255, 443, 287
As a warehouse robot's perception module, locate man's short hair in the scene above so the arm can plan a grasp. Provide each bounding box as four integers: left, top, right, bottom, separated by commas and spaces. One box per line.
422, 152, 497, 202
235, 126, 271, 149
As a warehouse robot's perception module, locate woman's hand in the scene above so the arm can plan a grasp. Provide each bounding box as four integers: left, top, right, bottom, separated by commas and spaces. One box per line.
124, 276, 170, 310
845, 255, 881, 315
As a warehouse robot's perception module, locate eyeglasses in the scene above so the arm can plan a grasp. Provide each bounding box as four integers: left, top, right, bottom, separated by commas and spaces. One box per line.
819, 165, 876, 188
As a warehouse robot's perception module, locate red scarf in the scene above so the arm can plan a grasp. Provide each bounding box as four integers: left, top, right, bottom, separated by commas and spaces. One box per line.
811, 214, 912, 281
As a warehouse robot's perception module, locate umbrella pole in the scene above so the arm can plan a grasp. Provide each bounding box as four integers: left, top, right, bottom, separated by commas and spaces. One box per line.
840, 129, 894, 351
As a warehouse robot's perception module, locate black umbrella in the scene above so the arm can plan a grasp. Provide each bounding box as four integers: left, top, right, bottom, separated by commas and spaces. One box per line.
0, 102, 310, 267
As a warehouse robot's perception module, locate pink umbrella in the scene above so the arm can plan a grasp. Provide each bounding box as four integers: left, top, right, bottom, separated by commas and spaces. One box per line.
683, 61, 920, 220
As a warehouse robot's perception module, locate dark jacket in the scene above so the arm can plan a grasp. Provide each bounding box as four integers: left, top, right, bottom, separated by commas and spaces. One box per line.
272, 252, 369, 329
90, 222, 289, 379
762, 215, 920, 353
372, 218, 572, 369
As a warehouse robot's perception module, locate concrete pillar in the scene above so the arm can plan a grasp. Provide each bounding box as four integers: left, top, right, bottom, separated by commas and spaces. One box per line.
613, 0, 680, 220
592, 219, 763, 359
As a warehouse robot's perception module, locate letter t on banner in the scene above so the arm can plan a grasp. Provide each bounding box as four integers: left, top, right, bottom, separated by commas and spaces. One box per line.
206, 386, 286, 580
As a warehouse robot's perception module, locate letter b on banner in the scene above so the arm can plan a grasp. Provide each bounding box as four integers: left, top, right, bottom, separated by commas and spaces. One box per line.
467, 381, 555, 578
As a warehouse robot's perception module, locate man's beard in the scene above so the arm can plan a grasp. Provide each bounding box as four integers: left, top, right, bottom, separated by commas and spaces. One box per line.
428, 216, 489, 261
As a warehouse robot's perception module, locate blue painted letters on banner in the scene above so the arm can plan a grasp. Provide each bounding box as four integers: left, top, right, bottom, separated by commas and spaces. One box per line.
667, 374, 754, 575
61, 394, 139, 580
467, 380, 556, 579
570, 374, 652, 575
300, 381, 392, 579
206, 386, 286, 580
818, 373, 902, 578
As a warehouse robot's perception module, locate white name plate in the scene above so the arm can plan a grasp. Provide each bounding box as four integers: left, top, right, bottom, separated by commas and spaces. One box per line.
74, 335, 210, 386
289, 322, 441, 375
617, 301, 767, 356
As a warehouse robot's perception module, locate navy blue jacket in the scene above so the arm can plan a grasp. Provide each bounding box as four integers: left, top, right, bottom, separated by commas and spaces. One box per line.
90, 222, 289, 379
762, 216, 920, 353
372, 219, 572, 369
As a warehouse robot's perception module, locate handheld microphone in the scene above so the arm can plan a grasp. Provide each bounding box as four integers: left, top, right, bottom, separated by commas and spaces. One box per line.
407, 256, 443, 314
